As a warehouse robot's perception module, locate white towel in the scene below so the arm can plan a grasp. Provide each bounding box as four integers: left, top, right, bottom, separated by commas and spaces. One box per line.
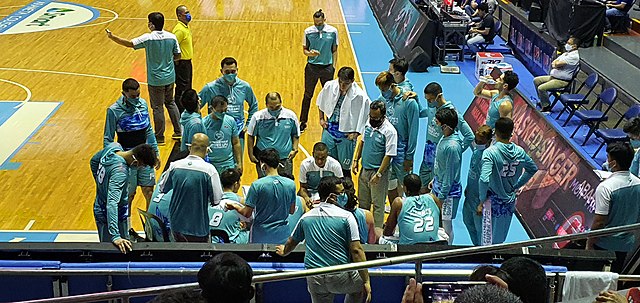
561, 271, 618, 301
316, 79, 371, 134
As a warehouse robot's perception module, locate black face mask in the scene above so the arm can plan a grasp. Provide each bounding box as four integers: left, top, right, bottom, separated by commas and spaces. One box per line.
369, 117, 384, 128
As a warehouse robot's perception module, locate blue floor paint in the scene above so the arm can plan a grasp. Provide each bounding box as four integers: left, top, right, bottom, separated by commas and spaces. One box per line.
341, 0, 530, 245
0, 102, 20, 125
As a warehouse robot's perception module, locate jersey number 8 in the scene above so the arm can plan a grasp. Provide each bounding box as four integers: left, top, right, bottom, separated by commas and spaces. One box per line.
414, 217, 435, 233
210, 212, 223, 227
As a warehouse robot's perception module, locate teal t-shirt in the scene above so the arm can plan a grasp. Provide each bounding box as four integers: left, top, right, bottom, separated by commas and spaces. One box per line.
288, 196, 305, 235
376, 93, 419, 160
361, 120, 398, 170
466, 146, 488, 201
247, 108, 300, 160
132, 31, 180, 86
198, 77, 258, 131
180, 111, 205, 152
245, 175, 297, 244
398, 195, 441, 244
292, 203, 360, 269
203, 114, 239, 172
630, 149, 639, 177
433, 133, 463, 200
304, 24, 338, 65
352, 208, 369, 244
478, 142, 538, 204
486, 94, 513, 129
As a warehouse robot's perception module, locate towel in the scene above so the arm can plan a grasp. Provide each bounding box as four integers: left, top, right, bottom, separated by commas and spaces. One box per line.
561, 271, 618, 301
316, 79, 371, 134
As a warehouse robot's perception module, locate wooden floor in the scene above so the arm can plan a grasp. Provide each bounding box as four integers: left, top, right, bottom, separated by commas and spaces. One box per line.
0, 0, 363, 230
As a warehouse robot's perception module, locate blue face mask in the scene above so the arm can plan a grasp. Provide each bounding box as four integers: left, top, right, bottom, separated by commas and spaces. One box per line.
185, 13, 192, 22
223, 73, 237, 83
268, 108, 281, 117
336, 193, 348, 208
631, 139, 640, 149
427, 99, 437, 108
381, 89, 393, 100
214, 111, 225, 120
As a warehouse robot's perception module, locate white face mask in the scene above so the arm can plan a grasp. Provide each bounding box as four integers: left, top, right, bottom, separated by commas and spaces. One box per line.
565, 44, 573, 52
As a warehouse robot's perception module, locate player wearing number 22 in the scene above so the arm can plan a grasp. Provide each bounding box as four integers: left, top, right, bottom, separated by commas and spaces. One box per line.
478, 118, 537, 245
91, 143, 157, 249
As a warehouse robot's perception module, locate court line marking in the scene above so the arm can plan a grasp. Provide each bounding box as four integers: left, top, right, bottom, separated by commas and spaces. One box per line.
23, 220, 35, 231
299, 142, 311, 158
8, 237, 25, 242
0, 5, 24, 9
338, 0, 368, 92
92, 15, 369, 25
0, 78, 32, 108
71, 6, 119, 28
0, 67, 148, 85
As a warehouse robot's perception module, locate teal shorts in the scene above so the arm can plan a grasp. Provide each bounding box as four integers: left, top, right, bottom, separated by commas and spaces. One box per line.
127, 165, 156, 195
321, 129, 356, 171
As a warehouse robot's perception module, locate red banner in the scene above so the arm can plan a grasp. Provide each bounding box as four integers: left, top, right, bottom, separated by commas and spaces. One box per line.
463, 90, 601, 247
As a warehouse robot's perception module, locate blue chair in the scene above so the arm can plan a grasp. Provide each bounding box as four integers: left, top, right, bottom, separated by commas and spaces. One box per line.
591, 104, 640, 158
570, 87, 618, 146
478, 20, 502, 52
556, 73, 599, 127
546, 65, 581, 111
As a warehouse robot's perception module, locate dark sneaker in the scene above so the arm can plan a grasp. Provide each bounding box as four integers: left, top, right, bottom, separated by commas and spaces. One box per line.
156, 136, 166, 146
300, 122, 307, 133
172, 133, 181, 140
541, 106, 552, 113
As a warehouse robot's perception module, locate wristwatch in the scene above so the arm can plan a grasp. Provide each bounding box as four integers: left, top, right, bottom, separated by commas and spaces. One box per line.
375, 172, 382, 178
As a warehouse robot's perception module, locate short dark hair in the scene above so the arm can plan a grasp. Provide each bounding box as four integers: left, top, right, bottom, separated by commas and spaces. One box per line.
436, 107, 458, 130
122, 78, 140, 92
424, 82, 443, 96
259, 148, 280, 169
313, 9, 325, 18
265, 92, 282, 104
176, 5, 187, 16
454, 285, 523, 303
568, 36, 581, 48
403, 174, 422, 196
149, 289, 205, 303
318, 176, 343, 202
337, 67, 355, 82
623, 117, 640, 136
503, 71, 519, 91
313, 142, 328, 153
212, 95, 228, 109
476, 125, 494, 143
370, 100, 386, 114
342, 178, 358, 210
499, 257, 547, 303
131, 144, 157, 167
220, 57, 237, 69
389, 58, 409, 75
198, 253, 254, 303
148, 12, 164, 31
477, 3, 489, 12
494, 117, 514, 139
181, 89, 199, 113
220, 168, 242, 189
607, 141, 635, 171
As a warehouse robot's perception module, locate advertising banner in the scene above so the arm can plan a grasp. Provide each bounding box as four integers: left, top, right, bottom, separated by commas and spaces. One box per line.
508, 15, 556, 77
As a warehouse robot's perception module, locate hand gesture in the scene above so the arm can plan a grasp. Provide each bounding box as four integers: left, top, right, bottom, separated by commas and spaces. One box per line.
275, 245, 286, 256
402, 91, 417, 100
370, 173, 380, 185
401, 278, 423, 303
113, 238, 132, 254
352, 161, 360, 175
288, 149, 298, 160
320, 118, 328, 129
595, 291, 627, 303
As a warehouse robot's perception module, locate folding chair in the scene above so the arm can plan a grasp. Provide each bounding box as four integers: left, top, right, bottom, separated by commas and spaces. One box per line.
138, 208, 172, 242
592, 104, 640, 158
556, 73, 599, 126
477, 20, 502, 52
570, 87, 618, 146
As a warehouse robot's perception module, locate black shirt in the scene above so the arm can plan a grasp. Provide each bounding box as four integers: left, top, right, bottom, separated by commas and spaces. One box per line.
479, 14, 496, 41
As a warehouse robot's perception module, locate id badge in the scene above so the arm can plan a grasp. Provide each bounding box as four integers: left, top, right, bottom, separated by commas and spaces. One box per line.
442, 197, 453, 221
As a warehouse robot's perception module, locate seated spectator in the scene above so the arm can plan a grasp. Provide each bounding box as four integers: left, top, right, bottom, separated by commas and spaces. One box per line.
605, 0, 633, 33
198, 252, 254, 303
209, 168, 249, 244
623, 117, 640, 177
383, 174, 445, 245
468, 257, 547, 303
466, 3, 496, 57
533, 37, 580, 113
342, 178, 378, 244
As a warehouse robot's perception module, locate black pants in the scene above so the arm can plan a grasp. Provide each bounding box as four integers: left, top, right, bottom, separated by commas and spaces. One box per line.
300, 63, 335, 125
174, 59, 193, 113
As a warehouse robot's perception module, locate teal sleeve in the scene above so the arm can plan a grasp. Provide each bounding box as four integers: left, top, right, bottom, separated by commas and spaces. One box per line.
107, 170, 127, 242
103, 108, 117, 148
291, 217, 305, 242
246, 86, 259, 126
198, 84, 212, 109
145, 122, 159, 157
406, 100, 420, 159
438, 145, 461, 200
516, 153, 538, 189
478, 154, 493, 202
458, 114, 475, 151
245, 184, 257, 208
193, 122, 206, 136
90, 152, 100, 179
631, 150, 640, 177
159, 170, 174, 194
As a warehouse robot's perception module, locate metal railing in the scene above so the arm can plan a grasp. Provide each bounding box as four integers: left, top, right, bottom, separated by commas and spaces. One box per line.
12, 222, 640, 303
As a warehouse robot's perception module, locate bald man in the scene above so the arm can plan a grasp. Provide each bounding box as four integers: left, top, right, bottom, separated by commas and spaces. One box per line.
159, 133, 223, 242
